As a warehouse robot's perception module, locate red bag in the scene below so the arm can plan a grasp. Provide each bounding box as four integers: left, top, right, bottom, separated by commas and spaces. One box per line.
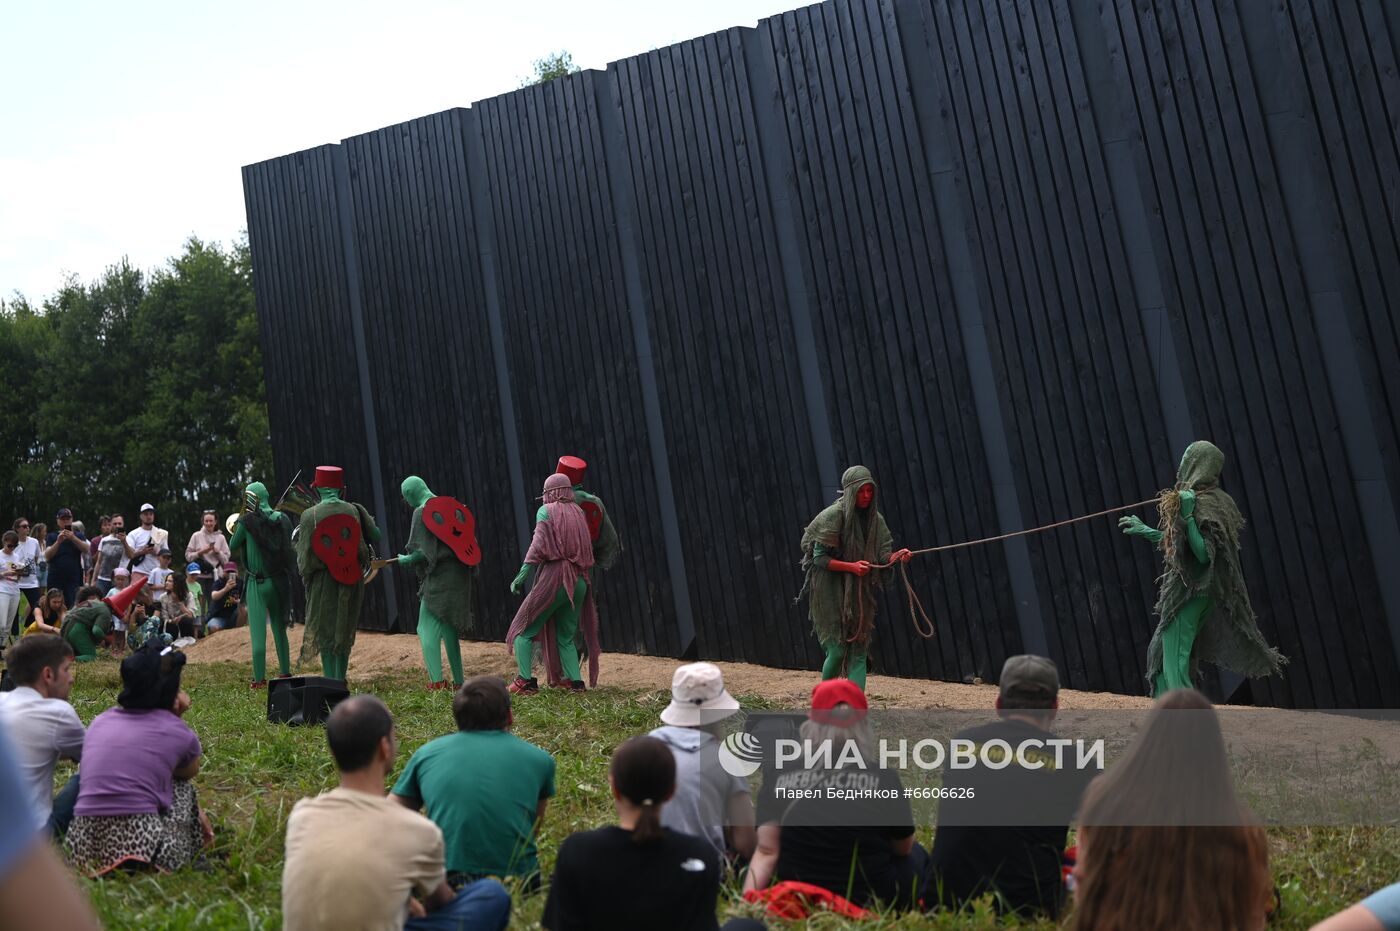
743, 881, 872, 920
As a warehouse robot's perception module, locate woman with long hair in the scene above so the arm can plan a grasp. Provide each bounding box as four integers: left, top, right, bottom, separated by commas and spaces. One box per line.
543, 736, 763, 931
1070, 689, 1272, 930
24, 588, 66, 636
160, 573, 200, 639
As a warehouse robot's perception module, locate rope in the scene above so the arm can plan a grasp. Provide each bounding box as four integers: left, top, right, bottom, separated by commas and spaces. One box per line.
873, 496, 1161, 639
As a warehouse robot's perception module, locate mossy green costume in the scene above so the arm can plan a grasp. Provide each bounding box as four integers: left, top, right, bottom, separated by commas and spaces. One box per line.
395, 476, 478, 688
295, 466, 380, 681
1120, 440, 1286, 696
799, 465, 911, 690
60, 578, 143, 661
230, 481, 294, 685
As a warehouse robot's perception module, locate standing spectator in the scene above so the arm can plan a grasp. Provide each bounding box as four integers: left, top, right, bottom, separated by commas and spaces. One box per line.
23, 588, 66, 636
282, 694, 511, 931
0, 635, 85, 835
160, 574, 200, 640
392, 676, 556, 888
648, 662, 755, 862
66, 641, 213, 875
146, 548, 174, 593
1, 531, 23, 649
86, 517, 110, 584
125, 504, 166, 586
543, 736, 765, 931
928, 655, 1093, 918
205, 563, 243, 633
91, 514, 130, 595
745, 679, 924, 911
11, 518, 43, 615
1070, 689, 1272, 931
43, 508, 88, 606
71, 521, 92, 580
185, 510, 231, 606
0, 721, 103, 931
30, 522, 48, 591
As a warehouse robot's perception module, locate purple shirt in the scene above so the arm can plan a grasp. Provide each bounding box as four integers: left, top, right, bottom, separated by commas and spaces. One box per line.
74, 708, 201, 817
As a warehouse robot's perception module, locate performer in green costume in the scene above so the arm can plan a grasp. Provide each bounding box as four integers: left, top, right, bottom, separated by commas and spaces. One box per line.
295, 466, 380, 681
60, 580, 142, 661
506, 473, 594, 694
229, 481, 295, 687
798, 465, 912, 690
393, 475, 479, 690
1119, 440, 1286, 696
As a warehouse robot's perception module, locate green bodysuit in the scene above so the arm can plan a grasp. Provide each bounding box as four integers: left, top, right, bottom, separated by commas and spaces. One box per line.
230, 481, 294, 683
396, 476, 477, 686
1120, 440, 1286, 696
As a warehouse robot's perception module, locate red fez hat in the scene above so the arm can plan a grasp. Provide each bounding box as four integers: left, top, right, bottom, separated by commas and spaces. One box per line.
556, 456, 587, 486
103, 577, 147, 618
311, 466, 345, 489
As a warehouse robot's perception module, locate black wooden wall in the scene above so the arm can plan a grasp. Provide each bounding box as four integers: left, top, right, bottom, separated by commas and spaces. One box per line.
243, 0, 1400, 708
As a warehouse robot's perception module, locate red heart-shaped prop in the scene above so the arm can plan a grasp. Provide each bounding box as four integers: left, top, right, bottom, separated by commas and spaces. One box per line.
311, 513, 363, 585
423, 496, 481, 566
580, 500, 604, 542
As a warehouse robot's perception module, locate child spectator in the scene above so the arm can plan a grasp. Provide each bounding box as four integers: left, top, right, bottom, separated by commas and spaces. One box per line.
145, 548, 174, 593
544, 736, 764, 931
282, 695, 510, 931
392, 676, 556, 889
1070, 689, 1272, 930
648, 662, 755, 862
66, 641, 213, 875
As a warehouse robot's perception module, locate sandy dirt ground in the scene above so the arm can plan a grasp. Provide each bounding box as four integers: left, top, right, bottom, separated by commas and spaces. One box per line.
183, 626, 1154, 710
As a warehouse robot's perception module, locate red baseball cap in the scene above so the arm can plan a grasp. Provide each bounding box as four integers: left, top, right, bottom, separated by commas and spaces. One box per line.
810, 678, 868, 726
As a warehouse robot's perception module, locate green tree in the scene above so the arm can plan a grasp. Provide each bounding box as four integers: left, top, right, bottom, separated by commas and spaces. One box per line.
523, 50, 580, 86
0, 236, 271, 540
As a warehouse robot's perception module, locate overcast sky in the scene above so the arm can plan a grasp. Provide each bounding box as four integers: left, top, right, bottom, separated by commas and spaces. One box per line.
1, 0, 805, 304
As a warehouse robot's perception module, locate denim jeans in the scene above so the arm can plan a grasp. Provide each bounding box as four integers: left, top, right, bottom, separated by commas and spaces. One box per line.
47, 773, 81, 837
405, 878, 511, 931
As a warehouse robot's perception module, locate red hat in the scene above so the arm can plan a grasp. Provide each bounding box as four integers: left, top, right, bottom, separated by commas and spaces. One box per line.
810, 678, 868, 727
311, 466, 345, 489
556, 456, 587, 486
103, 577, 147, 618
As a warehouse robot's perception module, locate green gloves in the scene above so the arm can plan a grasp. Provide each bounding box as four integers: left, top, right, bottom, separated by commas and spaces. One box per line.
398, 551, 426, 567
510, 563, 534, 594
1118, 514, 1164, 544
1179, 489, 1196, 518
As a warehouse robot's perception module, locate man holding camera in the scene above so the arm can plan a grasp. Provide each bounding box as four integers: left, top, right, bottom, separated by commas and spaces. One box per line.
125, 504, 167, 587
43, 509, 88, 608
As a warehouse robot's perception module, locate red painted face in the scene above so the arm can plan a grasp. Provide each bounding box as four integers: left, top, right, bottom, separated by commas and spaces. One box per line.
856, 483, 874, 509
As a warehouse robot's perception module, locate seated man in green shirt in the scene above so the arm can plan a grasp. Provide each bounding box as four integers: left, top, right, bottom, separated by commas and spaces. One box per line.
392, 676, 556, 890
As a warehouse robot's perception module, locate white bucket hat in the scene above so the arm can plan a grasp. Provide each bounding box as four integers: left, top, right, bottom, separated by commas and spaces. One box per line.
660, 662, 740, 727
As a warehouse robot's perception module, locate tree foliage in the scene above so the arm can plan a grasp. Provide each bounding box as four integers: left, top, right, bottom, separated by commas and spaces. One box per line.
523, 50, 580, 86
0, 236, 270, 537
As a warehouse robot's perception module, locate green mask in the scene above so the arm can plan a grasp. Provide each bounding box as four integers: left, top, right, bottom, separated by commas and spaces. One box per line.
401, 475, 433, 509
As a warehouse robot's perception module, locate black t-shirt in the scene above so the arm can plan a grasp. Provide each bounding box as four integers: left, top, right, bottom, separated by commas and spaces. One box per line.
756, 763, 914, 907
209, 577, 244, 621
543, 826, 721, 931
45, 530, 88, 580
928, 717, 1094, 917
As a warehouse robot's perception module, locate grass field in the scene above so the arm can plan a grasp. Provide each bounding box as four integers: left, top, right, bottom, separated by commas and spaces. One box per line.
58, 660, 1398, 930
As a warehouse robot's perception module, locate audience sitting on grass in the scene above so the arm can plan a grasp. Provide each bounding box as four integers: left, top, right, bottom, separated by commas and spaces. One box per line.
0, 720, 102, 931
0, 635, 85, 836
24, 587, 65, 636
543, 735, 765, 931
648, 661, 756, 864
744, 678, 926, 911
66, 640, 214, 875
1312, 882, 1400, 931
125, 585, 171, 650
928, 654, 1094, 919
391, 675, 556, 890
161, 572, 201, 640
1069, 688, 1273, 931
60, 586, 116, 662
282, 694, 511, 931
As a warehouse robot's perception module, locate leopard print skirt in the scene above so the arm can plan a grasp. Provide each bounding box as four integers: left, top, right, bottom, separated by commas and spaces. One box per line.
66, 780, 203, 876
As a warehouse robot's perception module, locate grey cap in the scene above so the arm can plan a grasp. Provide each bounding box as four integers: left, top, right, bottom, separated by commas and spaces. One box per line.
998, 654, 1059, 698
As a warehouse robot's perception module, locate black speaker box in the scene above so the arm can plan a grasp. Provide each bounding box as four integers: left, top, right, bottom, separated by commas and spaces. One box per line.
267, 675, 349, 726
